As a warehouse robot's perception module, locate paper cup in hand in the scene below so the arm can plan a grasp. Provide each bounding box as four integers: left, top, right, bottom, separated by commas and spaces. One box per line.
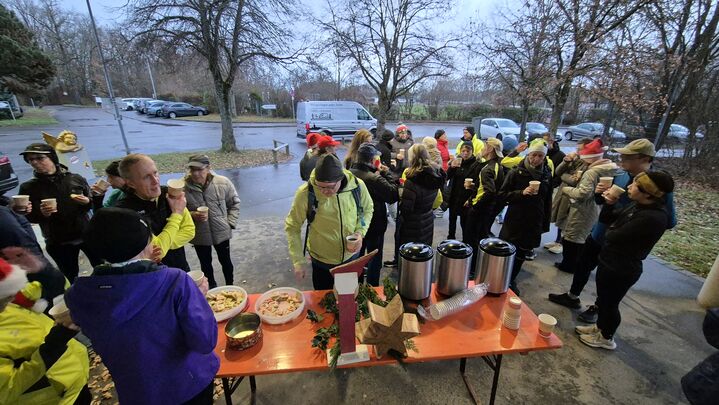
96, 179, 111, 191
41, 198, 57, 210
12, 195, 29, 210
575, 170, 583, 179
197, 206, 209, 220
529, 180, 541, 192
599, 177, 613, 187
345, 234, 360, 251
48, 297, 71, 324
188, 270, 205, 286
391, 159, 397, 166
607, 184, 625, 199
538, 313, 557, 338
453, 157, 462, 167
167, 179, 185, 197
464, 178, 474, 186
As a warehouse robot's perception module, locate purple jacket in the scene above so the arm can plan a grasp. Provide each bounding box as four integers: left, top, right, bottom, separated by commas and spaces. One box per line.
66, 261, 219, 404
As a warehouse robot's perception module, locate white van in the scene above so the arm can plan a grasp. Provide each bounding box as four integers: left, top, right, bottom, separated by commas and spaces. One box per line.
296, 101, 377, 139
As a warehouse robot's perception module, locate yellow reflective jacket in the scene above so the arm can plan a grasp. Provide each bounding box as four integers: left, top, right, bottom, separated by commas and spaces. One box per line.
285, 170, 374, 267
455, 135, 485, 157
0, 304, 89, 405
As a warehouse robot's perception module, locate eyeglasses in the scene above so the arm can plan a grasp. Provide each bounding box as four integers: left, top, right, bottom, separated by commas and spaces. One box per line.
315, 183, 338, 191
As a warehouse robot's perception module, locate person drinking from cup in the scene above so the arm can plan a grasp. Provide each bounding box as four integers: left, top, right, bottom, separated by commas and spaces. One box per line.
389, 124, 415, 174
183, 154, 241, 288
497, 138, 553, 296
285, 154, 374, 290
548, 138, 677, 322
575, 171, 675, 350
15, 143, 100, 282
91, 160, 127, 209
552, 139, 618, 275
0, 257, 90, 404
116, 154, 195, 271
65, 208, 217, 403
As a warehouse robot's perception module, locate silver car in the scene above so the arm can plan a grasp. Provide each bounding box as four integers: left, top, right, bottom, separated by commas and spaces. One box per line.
564, 122, 625, 141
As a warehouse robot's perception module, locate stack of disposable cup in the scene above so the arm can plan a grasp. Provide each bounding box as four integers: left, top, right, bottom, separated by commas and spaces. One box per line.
503, 297, 522, 330
417, 283, 488, 321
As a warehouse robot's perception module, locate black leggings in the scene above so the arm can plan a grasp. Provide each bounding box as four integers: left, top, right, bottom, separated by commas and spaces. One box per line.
595, 265, 642, 339
46, 242, 101, 283
569, 235, 602, 297
194, 239, 234, 288
464, 205, 494, 275
510, 247, 533, 284
558, 238, 584, 271
448, 205, 469, 239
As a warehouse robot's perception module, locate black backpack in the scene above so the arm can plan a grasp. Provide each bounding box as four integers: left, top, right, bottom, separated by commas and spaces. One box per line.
303, 178, 364, 255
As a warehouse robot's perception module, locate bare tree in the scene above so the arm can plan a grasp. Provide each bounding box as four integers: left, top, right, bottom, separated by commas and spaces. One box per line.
545, 0, 651, 136
126, 0, 299, 152
477, 0, 557, 141
320, 0, 458, 135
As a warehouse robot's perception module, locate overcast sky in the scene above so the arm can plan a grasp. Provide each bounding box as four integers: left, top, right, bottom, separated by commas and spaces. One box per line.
59, 0, 508, 27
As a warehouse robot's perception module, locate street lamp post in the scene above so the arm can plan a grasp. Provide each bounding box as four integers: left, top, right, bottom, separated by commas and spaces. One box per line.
146, 59, 157, 99
85, 0, 131, 155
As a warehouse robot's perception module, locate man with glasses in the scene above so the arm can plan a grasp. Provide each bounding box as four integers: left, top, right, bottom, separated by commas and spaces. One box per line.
14, 143, 100, 282
183, 155, 240, 288
285, 154, 373, 290
548, 139, 677, 322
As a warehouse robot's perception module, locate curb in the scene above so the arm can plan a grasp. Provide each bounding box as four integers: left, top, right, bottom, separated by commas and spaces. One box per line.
649, 255, 706, 282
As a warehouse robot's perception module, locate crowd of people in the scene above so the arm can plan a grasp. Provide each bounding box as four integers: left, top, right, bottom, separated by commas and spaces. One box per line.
289, 125, 677, 352
0, 122, 679, 402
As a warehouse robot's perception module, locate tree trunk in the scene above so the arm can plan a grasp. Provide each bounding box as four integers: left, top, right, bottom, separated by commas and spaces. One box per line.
213, 80, 238, 152
548, 79, 572, 136
374, 95, 392, 137
519, 100, 530, 142
601, 101, 616, 143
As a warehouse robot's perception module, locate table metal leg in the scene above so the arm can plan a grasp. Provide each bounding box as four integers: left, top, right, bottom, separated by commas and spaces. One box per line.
222, 376, 256, 405
459, 354, 504, 405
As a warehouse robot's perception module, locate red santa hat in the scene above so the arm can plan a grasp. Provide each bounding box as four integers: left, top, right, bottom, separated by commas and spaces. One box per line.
306, 132, 321, 148
0, 258, 28, 299
578, 139, 608, 159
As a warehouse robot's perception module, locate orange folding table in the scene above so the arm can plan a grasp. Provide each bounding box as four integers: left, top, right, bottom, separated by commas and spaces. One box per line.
214, 285, 562, 405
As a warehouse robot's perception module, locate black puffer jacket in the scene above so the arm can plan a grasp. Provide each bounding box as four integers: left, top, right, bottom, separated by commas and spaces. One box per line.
376, 139, 393, 167
398, 166, 446, 246
446, 155, 477, 211
116, 187, 190, 271
498, 158, 553, 250
299, 152, 319, 181
19, 167, 91, 246
350, 163, 399, 238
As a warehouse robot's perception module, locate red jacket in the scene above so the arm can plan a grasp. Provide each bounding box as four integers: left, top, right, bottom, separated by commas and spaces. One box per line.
437, 139, 451, 171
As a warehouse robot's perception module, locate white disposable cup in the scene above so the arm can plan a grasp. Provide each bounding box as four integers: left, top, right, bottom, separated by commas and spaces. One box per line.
12, 195, 29, 209
529, 180, 540, 192
607, 184, 625, 199
538, 313, 557, 337
188, 270, 204, 286
599, 177, 613, 187
575, 170, 583, 178
197, 206, 209, 219
48, 297, 71, 323
41, 198, 57, 210
453, 157, 462, 167
167, 179, 185, 196
346, 234, 360, 251
398, 149, 405, 159
391, 159, 397, 166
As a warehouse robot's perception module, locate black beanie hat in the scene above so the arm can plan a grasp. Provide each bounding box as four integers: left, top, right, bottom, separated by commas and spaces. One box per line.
646, 170, 675, 194
314, 154, 345, 182
434, 129, 446, 139
20, 143, 59, 165
380, 129, 394, 141
357, 143, 380, 163
464, 126, 475, 136
84, 208, 152, 264
105, 160, 121, 177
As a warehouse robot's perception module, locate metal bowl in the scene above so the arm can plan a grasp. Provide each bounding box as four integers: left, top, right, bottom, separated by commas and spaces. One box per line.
225, 313, 262, 351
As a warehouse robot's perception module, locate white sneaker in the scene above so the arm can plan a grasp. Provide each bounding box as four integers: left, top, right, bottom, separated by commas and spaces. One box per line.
543, 242, 558, 249
579, 331, 617, 350
548, 244, 564, 254
575, 324, 599, 335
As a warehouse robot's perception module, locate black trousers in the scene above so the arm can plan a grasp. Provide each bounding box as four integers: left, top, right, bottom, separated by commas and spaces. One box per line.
46, 242, 101, 283
194, 239, 234, 288
510, 247, 533, 284
448, 205, 469, 240
181, 381, 214, 405
569, 235, 602, 297
464, 205, 494, 275
595, 264, 642, 339
558, 238, 584, 271
361, 232, 384, 287
311, 254, 360, 290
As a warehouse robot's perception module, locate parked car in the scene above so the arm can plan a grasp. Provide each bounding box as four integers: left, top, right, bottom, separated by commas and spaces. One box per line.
0, 100, 24, 119
121, 98, 141, 111
0, 150, 19, 194
525, 122, 563, 143
132, 98, 152, 112
161, 102, 209, 118
145, 101, 168, 117
137, 99, 162, 114
295, 101, 376, 138
564, 122, 626, 141
668, 124, 704, 141
479, 118, 521, 139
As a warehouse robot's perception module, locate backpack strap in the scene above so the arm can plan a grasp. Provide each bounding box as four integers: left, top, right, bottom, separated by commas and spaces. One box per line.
303, 182, 318, 256
351, 177, 365, 227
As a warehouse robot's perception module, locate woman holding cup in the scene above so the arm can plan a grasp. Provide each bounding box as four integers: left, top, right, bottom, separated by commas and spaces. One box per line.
497, 139, 553, 296
577, 171, 675, 350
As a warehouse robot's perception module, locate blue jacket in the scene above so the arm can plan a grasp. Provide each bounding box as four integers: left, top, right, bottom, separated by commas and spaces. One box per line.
66, 261, 219, 404
591, 170, 677, 243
